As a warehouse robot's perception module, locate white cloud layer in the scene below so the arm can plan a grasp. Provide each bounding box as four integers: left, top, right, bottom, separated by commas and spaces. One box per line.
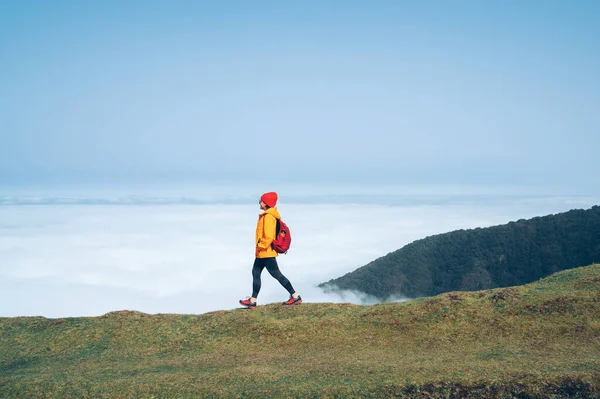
1, 195, 598, 317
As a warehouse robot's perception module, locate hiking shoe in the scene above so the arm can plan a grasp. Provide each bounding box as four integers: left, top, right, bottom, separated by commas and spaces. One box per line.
239, 297, 257, 308
282, 295, 302, 305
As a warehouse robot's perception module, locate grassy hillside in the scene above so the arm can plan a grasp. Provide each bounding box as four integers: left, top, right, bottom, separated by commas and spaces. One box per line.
1, 264, 599, 398
320, 205, 600, 299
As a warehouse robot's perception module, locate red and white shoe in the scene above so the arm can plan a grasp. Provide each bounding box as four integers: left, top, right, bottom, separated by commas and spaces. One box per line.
239, 297, 257, 308
282, 295, 302, 305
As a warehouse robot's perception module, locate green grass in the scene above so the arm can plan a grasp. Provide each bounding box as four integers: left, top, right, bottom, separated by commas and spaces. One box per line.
1, 264, 599, 398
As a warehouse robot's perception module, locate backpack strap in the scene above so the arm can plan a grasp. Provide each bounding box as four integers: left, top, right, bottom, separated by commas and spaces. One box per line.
262, 214, 281, 250
262, 213, 280, 235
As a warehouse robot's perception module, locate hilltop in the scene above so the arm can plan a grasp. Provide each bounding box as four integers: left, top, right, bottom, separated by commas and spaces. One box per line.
1, 264, 599, 398
320, 205, 600, 299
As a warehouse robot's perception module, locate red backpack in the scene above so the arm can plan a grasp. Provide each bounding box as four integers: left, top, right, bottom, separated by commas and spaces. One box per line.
272, 219, 292, 254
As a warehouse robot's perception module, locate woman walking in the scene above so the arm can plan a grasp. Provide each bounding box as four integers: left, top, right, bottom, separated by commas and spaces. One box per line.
239, 192, 301, 308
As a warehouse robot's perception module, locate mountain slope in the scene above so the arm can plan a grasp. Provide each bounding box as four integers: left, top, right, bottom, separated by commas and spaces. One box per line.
320, 205, 600, 299
1, 264, 599, 398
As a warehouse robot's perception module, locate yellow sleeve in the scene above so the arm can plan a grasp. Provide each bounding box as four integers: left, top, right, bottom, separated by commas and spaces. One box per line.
257, 214, 277, 250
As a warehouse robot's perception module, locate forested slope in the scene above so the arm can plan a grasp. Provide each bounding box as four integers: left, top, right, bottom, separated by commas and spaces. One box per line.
320, 206, 600, 299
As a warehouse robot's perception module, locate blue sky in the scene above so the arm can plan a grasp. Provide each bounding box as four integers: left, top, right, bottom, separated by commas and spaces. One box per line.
1, 1, 599, 191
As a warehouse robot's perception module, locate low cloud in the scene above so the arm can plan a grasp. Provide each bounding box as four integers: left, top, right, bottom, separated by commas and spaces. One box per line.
319, 284, 411, 305
0, 195, 598, 317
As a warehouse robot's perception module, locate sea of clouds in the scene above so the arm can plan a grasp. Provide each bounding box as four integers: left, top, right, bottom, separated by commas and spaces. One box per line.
1, 189, 598, 318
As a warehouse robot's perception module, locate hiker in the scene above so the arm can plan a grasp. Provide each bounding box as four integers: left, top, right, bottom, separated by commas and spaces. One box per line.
239, 192, 301, 308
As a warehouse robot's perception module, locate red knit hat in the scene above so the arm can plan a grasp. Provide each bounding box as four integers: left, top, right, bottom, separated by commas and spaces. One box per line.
260, 192, 278, 207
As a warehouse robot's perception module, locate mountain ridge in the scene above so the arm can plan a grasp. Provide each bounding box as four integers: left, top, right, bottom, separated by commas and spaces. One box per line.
320, 205, 600, 299
1, 264, 599, 398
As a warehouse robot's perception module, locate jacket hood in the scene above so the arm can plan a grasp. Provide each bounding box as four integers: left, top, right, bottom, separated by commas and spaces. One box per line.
261, 207, 281, 220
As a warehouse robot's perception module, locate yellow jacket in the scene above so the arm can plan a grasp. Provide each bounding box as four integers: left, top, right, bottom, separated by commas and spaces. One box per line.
256, 207, 281, 258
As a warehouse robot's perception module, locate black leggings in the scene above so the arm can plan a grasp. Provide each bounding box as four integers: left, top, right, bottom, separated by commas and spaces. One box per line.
252, 257, 295, 298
